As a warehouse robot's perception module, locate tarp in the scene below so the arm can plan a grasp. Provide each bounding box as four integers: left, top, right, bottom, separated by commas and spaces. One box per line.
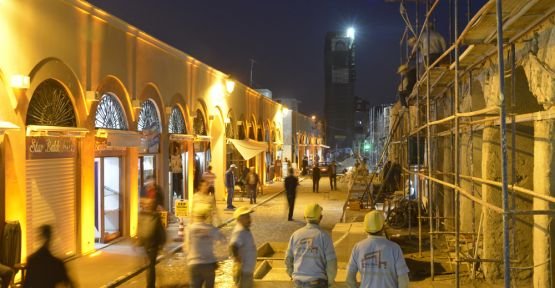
228, 139, 268, 160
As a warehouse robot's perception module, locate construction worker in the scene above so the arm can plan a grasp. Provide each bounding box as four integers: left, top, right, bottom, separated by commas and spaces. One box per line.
229, 207, 256, 288
186, 207, 226, 288
346, 210, 410, 288
285, 203, 337, 288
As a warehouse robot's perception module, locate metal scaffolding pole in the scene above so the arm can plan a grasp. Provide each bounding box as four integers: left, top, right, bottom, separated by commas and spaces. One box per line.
415, 0, 423, 258
495, 0, 511, 286
425, 0, 434, 279
454, 0, 461, 286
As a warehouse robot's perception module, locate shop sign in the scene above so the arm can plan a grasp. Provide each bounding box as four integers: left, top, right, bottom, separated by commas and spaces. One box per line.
26, 136, 77, 159
175, 200, 188, 217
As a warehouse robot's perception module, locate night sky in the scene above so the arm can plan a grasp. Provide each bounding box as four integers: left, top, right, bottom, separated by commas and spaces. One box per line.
86, 0, 486, 116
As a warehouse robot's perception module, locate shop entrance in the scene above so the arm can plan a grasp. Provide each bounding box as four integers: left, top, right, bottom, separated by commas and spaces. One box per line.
94, 157, 122, 244
138, 155, 156, 192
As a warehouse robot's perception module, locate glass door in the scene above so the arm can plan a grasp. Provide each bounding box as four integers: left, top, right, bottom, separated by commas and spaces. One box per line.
94, 157, 122, 244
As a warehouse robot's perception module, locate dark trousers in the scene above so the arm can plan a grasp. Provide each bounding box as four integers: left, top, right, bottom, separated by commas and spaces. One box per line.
208, 186, 215, 195
146, 246, 158, 288
226, 187, 234, 208
247, 185, 257, 204
312, 178, 320, 192
293, 279, 328, 288
287, 195, 296, 220
329, 174, 337, 190
189, 263, 217, 288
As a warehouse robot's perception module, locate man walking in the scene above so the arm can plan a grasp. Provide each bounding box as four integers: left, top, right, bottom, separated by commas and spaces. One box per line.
202, 165, 217, 195
246, 167, 260, 204
346, 210, 410, 288
274, 156, 283, 181
312, 165, 321, 193
192, 179, 221, 225
186, 207, 226, 288
328, 161, 337, 191
285, 203, 337, 288
284, 168, 299, 221
229, 207, 256, 288
225, 164, 237, 210
25, 225, 74, 288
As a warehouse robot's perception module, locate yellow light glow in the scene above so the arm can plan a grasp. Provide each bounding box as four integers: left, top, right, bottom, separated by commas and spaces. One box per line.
225, 79, 235, 94
283, 108, 290, 117
10, 74, 30, 89
311, 115, 316, 120
89, 250, 103, 258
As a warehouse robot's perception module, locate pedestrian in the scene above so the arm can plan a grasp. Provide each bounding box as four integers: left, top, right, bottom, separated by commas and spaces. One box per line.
229, 207, 256, 288
202, 165, 217, 195
192, 179, 221, 226
346, 210, 410, 288
302, 156, 309, 175
328, 161, 337, 191
225, 164, 238, 210
312, 165, 321, 193
246, 167, 260, 204
285, 203, 337, 288
284, 168, 299, 221
274, 156, 283, 181
186, 207, 226, 288
0, 264, 13, 288
138, 176, 167, 288
25, 225, 74, 288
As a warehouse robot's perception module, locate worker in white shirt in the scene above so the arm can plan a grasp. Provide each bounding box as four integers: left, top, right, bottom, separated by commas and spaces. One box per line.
285, 203, 337, 288
185, 206, 226, 288
346, 210, 410, 288
229, 207, 257, 288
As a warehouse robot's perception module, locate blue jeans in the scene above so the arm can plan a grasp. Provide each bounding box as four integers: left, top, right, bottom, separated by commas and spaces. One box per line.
226, 186, 234, 208
293, 279, 328, 288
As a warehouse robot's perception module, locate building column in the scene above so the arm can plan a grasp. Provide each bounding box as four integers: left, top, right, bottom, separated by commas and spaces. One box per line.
79, 133, 95, 254
532, 115, 555, 287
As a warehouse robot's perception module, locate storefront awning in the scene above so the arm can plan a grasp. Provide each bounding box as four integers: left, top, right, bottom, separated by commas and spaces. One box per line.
27, 125, 88, 138
0, 121, 20, 135
169, 134, 195, 141
194, 135, 211, 142
228, 139, 268, 160
96, 129, 141, 147
319, 144, 330, 149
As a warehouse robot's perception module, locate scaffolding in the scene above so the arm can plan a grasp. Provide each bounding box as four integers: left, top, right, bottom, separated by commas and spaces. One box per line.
372, 0, 555, 287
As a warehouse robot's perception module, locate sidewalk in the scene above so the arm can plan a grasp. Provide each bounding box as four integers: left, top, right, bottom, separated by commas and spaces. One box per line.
65, 180, 288, 288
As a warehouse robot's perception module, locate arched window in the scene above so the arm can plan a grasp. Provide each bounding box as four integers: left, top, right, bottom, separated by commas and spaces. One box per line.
225, 118, 234, 138
95, 94, 128, 130
248, 122, 256, 140
257, 127, 263, 141
137, 99, 161, 132
193, 109, 207, 135
168, 106, 186, 134
26, 79, 76, 127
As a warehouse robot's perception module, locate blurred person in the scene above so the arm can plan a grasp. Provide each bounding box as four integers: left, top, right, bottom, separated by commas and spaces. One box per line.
302, 156, 309, 175
284, 168, 299, 221
0, 263, 13, 288
138, 176, 167, 288
246, 167, 260, 204
328, 161, 337, 191
225, 164, 238, 210
346, 210, 409, 288
25, 225, 74, 288
285, 204, 337, 288
186, 207, 226, 288
274, 156, 283, 181
202, 165, 217, 195
192, 179, 221, 226
229, 207, 256, 288
312, 165, 321, 193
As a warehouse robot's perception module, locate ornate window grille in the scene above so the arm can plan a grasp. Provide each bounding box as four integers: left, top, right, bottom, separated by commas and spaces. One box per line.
193, 110, 206, 135
95, 94, 128, 130
137, 99, 161, 132
26, 79, 77, 127
168, 106, 186, 134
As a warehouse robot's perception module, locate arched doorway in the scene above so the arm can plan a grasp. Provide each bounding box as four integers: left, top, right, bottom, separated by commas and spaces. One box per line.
193, 109, 209, 190
168, 105, 188, 205
137, 99, 162, 202
25, 79, 79, 258
94, 93, 129, 243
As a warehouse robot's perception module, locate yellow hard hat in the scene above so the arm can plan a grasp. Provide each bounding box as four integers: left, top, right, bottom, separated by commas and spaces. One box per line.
364, 210, 385, 233
233, 206, 253, 219
304, 203, 323, 220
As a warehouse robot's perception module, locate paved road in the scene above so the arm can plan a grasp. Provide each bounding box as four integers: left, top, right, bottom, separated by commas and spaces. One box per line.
119, 177, 347, 287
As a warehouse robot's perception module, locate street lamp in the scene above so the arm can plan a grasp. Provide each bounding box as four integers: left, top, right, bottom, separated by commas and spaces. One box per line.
346, 27, 355, 40
225, 76, 236, 94
311, 115, 316, 121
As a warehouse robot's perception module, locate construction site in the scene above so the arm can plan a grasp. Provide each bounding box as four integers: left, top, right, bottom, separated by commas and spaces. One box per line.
339, 0, 555, 287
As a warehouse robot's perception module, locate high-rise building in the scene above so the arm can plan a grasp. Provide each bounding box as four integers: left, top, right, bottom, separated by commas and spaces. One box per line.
324, 29, 356, 149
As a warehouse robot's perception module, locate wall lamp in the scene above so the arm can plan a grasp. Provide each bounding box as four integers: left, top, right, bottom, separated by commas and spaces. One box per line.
225, 76, 236, 94
10, 74, 30, 90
